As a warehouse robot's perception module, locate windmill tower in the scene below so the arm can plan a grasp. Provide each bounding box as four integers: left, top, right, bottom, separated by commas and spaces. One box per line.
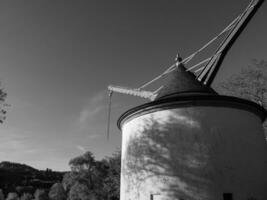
108, 0, 267, 199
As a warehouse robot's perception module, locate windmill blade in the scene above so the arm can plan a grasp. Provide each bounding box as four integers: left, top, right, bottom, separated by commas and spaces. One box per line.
198, 0, 265, 86
108, 85, 157, 101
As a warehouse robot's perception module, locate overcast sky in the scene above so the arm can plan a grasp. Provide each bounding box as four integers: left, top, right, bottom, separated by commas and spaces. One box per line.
0, 0, 266, 171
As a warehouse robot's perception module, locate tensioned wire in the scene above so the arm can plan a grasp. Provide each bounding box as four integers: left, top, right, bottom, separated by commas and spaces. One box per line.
137, 0, 256, 90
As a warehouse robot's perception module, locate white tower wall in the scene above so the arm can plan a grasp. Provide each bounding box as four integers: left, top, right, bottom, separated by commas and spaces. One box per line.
120, 102, 267, 200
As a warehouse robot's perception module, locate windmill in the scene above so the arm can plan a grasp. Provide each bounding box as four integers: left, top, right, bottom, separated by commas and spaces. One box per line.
107, 1, 267, 200
107, 0, 265, 100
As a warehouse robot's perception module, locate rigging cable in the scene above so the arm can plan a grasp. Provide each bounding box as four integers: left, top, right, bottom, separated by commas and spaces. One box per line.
137, 0, 256, 90
198, 0, 260, 85
106, 91, 113, 141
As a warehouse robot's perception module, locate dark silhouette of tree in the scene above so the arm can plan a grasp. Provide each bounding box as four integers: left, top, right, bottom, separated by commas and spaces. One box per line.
68, 152, 96, 190
217, 59, 267, 134
20, 193, 33, 200
0, 85, 7, 123
102, 151, 121, 200
6, 193, 18, 200
218, 59, 267, 107
62, 172, 80, 193
64, 151, 121, 200
68, 182, 96, 200
69, 152, 95, 172
33, 189, 49, 200
0, 189, 4, 200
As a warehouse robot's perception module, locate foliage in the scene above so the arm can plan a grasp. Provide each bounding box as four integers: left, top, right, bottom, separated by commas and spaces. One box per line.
0, 151, 121, 200
102, 151, 121, 200
0, 85, 7, 123
48, 183, 66, 200
20, 193, 33, 200
34, 189, 49, 200
217, 59, 267, 133
6, 193, 19, 200
68, 151, 107, 191
62, 173, 79, 193
64, 151, 121, 200
65, 152, 97, 198
69, 152, 95, 172
0, 161, 64, 195
0, 162, 37, 173
0, 189, 4, 200
218, 59, 267, 108
69, 182, 96, 200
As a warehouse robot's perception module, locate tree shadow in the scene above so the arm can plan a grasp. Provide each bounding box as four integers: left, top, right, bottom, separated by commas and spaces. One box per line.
122, 109, 221, 200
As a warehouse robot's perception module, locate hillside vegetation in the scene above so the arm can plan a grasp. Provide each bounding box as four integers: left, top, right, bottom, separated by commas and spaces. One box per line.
0, 151, 121, 200
0, 161, 64, 196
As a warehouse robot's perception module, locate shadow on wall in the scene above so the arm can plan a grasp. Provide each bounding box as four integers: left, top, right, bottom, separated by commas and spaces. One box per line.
122, 110, 227, 200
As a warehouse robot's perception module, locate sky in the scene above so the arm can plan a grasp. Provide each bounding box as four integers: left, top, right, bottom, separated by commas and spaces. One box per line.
0, 0, 266, 171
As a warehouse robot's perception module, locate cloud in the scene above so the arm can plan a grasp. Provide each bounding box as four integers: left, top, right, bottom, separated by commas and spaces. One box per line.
76, 91, 108, 132
79, 91, 107, 122
87, 134, 101, 139
76, 145, 86, 153
79, 106, 104, 124
89, 91, 107, 105
74, 90, 120, 141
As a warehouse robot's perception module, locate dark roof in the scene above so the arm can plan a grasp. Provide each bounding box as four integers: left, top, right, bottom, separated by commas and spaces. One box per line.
155, 63, 217, 100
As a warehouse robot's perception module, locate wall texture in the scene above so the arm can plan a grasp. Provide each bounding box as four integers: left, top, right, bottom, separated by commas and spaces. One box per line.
120, 106, 267, 200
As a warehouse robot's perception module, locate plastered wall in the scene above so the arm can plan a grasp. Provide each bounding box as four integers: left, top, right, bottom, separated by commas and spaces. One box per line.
120, 106, 267, 200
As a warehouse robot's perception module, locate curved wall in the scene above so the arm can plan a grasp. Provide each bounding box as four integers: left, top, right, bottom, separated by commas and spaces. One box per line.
120, 105, 267, 200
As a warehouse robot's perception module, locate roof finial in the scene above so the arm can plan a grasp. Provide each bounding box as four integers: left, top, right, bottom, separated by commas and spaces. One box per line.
175, 53, 182, 67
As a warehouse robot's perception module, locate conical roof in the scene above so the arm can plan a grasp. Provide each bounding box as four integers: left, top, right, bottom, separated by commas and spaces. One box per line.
155, 63, 217, 100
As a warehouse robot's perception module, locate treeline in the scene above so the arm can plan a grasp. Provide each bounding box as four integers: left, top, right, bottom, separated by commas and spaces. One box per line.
0, 151, 121, 200
63, 151, 120, 200
0, 162, 64, 196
